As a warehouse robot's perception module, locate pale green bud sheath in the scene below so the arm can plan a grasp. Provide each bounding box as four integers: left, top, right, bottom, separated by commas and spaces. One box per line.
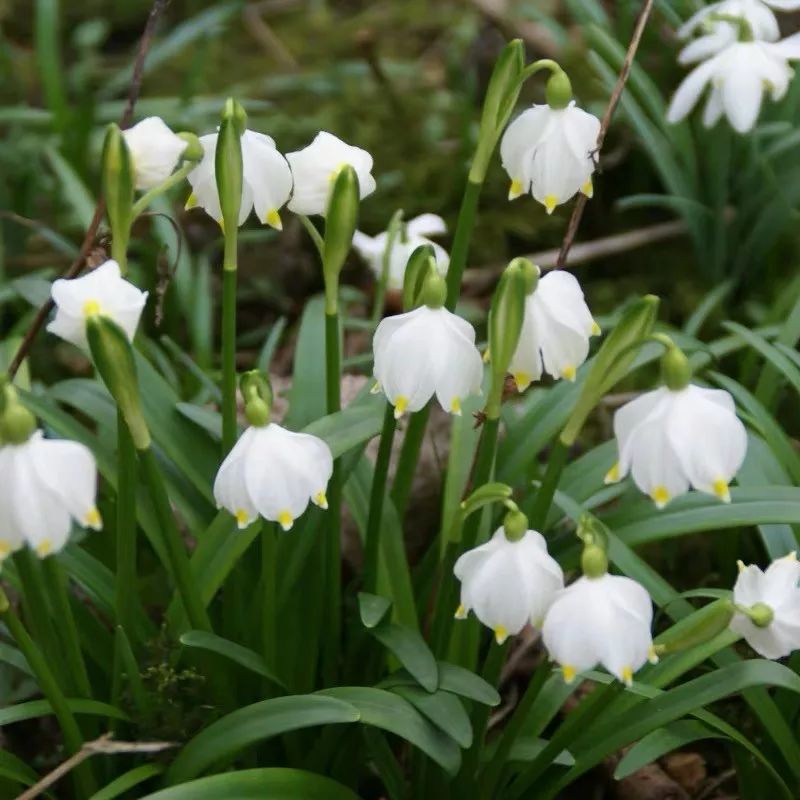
502, 508, 528, 542
654, 597, 736, 657
657, 337, 692, 390
101, 123, 134, 272
545, 68, 573, 110
240, 370, 273, 427
216, 98, 246, 457
402, 244, 435, 310
581, 542, 609, 578
323, 164, 360, 316
485, 258, 528, 420
419, 264, 447, 309
0, 385, 36, 445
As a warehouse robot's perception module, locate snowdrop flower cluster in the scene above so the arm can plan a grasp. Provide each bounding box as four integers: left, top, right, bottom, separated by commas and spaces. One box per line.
606, 381, 748, 508
668, 1, 800, 133
730, 553, 800, 659
214, 423, 333, 532
122, 117, 189, 190
501, 100, 600, 214
187, 128, 293, 229
353, 214, 449, 290
48, 260, 148, 349
454, 519, 564, 644
371, 277, 483, 419
0, 431, 101, 558
508, 266, 599, 391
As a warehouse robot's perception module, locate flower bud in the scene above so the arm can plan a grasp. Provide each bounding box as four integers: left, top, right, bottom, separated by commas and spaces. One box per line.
240, 370, 273, 427
86, 315, 151, 450
655, 597, 735, 656
215, 98, 246, 237
471, 38, 525, 182
581, 543, 608, 578
420, 266, 447, 309
101, 123, 135, 266
460, 482, 514, 517
323, 164, 360, 314
561, 294, 660, 445
177, 132, 204, 163
503, 508, 528, 542
661, 344, 692, 391
402, 244, 435, 310
485, 258, 528, 419
545, 69, 573, 109
520, 260, 540, 295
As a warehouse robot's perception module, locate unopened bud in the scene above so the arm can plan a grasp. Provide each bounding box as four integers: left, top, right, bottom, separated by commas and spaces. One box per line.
402, 244, 435, 311
503, 509, 528, 542
323, 165, 360, 314
661, 345, 692, 391
581, 543, 608, 578
545, 69, 573, 109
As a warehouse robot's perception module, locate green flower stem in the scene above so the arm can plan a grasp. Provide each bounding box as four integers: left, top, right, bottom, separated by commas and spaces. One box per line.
221, 257, 238, 457
323, 309, 343, 682
131, 161, 197, 218
0, 590, 96, 797
508, 681, 623, 799
431, 416, 500, 658
528, 438, 570, 530
390, 405, 430, 516
479, 659, 550, 798
444, 179, 483, 310
110, 233, 128, 275
137, 446, 212, 633
40, 556, 92, 700
114, 413, 139, 644
364, 404, 397, 592
261, 523, 278, 675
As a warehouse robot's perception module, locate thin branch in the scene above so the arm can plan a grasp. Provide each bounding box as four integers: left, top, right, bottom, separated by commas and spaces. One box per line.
556, 0, 656, 269
16, 733, 176, 800
7, 0, 171, 379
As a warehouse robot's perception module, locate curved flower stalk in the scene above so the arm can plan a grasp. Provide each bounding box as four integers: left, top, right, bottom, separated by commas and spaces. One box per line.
372, 270, 483, 419
543, 541, 656, 686
187, 128, 293, 229
47, 259, 148, 349
353, 214, 449, 290
454, 514, 564, 644
500, 85, 601, 214
122, 116, 189, 190
286, 131, 376, 216
730, 553, 800, 658
677, 0, 783, 64
667, 33, 800, 132
214, 377, 333, 532
508, 266, 599, 391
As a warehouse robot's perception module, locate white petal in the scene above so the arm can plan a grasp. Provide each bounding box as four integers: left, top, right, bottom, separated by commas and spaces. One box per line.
722, 60, 764, 133
666, 59, 717, 125
122, 117, 188, 190
213, 428, 259, 528
242, 131, 293, 225
406, 214, 447, 239
613, 388, 671, 479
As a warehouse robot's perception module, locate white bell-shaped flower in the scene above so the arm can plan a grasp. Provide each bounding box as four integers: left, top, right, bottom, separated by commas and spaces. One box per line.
0, 431, 101, 558
214, 423, 333, 531
677, 0, 781, 64
372, 305, 483, 419
730, 553, 800, 659
667, 34, 800, 133
187, 129, 293, 229
48, 260, 148, 349
606, 384, 748, 509
508, 269, 599, 391
286, 131, 376, 216
454, 526, 564, 644
122, 117, 188, 190
542, 573, 656, 685
353, 214, 449, 290
500, 102, 600, 214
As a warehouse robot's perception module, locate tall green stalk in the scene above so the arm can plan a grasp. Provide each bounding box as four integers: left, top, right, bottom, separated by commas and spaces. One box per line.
261, 523, 278, 675
0, 590, 96, 797
221, 248, 238, 456
114, 413, 139, 641
363, 405, 397, 592
444, 179, 483, 311
390, 405, 430, 516
528, 439, 570, 530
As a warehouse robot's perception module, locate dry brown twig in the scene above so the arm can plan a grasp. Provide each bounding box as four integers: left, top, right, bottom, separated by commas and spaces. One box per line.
15, 733, 176, 800
7, 0, 172, 379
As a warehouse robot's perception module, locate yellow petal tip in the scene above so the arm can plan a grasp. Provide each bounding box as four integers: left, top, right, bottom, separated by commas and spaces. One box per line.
581, 179, 594, 198
508, 178, 524, 200
712, 478, 730, 503
648, 645, 659, 665
562, 664, 577, 684
185, 192, 198, 210
234, 509, 251, 529
82, 299, 101, 318
513, 372, 531, 392
544, 195, 558, 214
621, 666, 634, 686
450, 397, 462, 416
604, 462, 621, 485
651, 485, 670, 509
314, 491, 328, 510
591, 320, 601, 336
84, 507, 103, 530
455, 604, 467, 620
393, 396, 408, 419
35, 539, 52, 557
561, 365, 576, 382
277, 511, 294, 531
0, 540, 13, 559
494, 625, 508, 645
265, 209, 283, 230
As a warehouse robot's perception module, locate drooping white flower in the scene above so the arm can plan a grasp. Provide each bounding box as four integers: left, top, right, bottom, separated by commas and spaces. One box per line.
500, 102, 600, 214
667, 34, 800, 133
542, 573, 656, 685
508, 269, 599, 391
730, 553, 800, 659
353, 214, 449, 290
372, 305, 483, 418
454, 526, 564, 644
122, 117, 188, 190
187, 129, 293, 229
48, 260, 148, 349
214, 423, 333, 531
286, 131, 376, 216
606, 384, 748, 509
0, 431, 101, 558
